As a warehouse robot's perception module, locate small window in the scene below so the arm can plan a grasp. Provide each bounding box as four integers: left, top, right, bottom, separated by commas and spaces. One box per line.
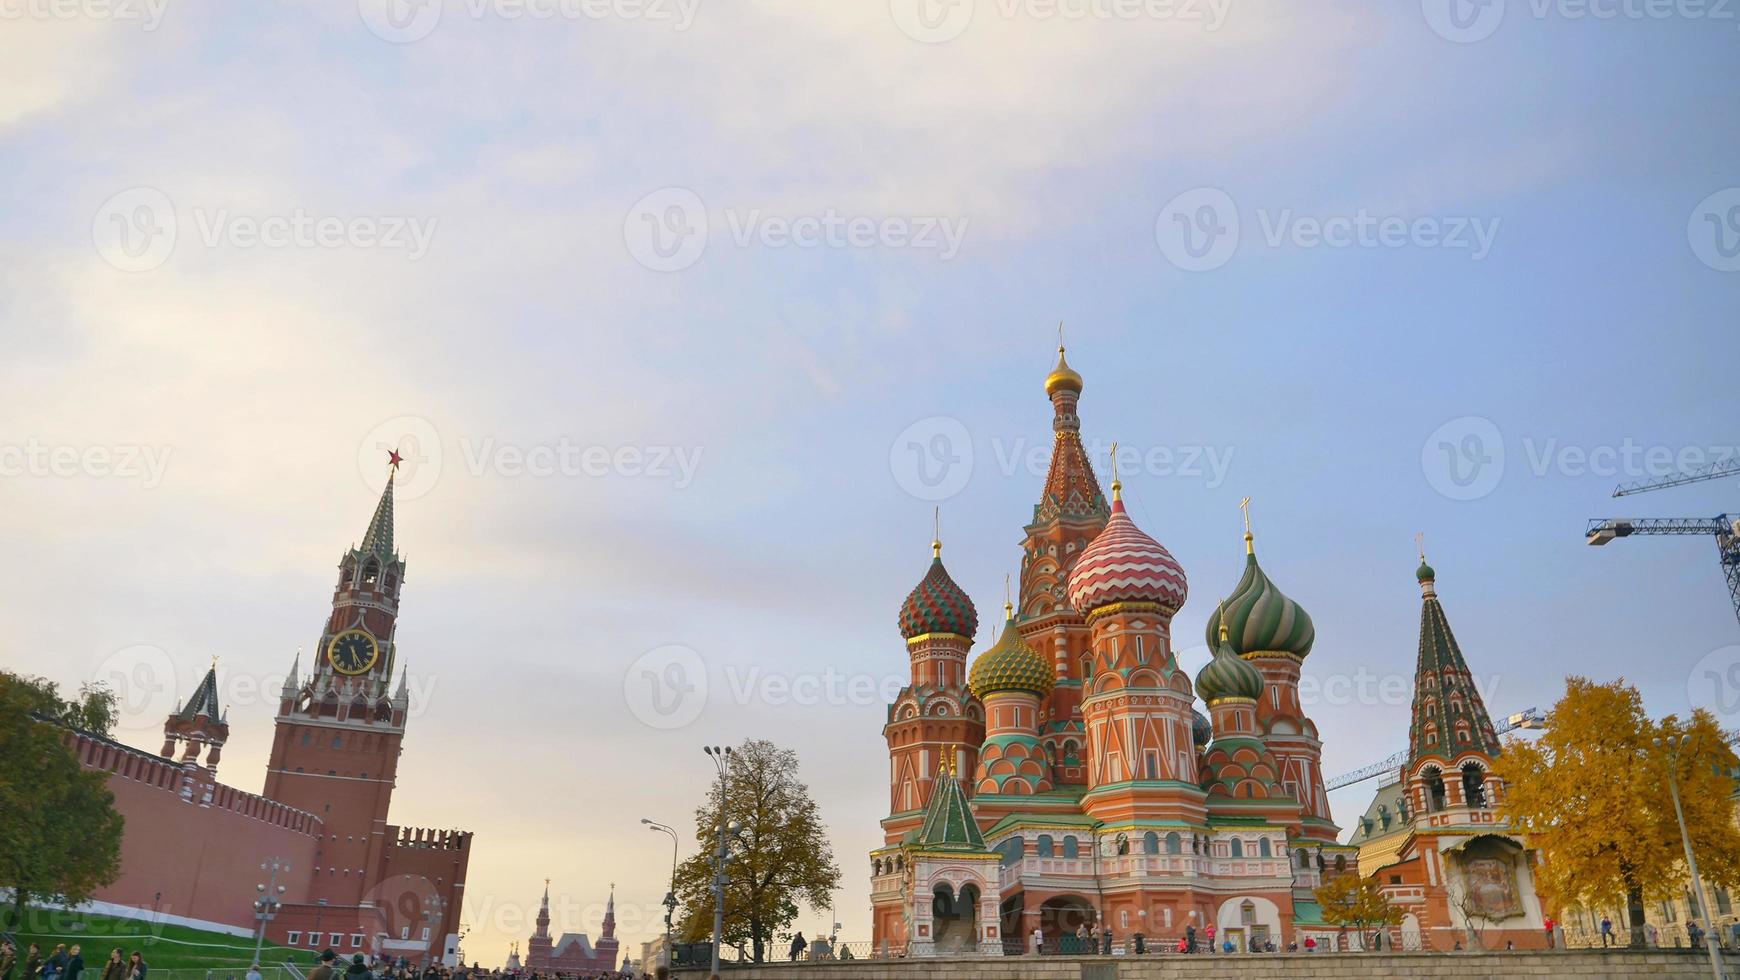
1143, 831, 1159, 855
1062, 836, 1079, 859
1037, 835, 1054, 857
351, 934, 363, 948
1230, 839, 1244, 858
331, 934, 343, 947
1259, 838, 1272, 858
288, 932, 302, 945
1165, 832, 1182, 855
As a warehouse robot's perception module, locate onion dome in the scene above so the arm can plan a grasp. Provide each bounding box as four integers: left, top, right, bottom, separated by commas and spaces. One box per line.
1203, 531, 1315, 659
1417, 559, 1435, 583
1191, 706, 1214, 747
898, 539, 978, 640
1195, 625, 1265, 704
1065, 481, 1188, 614
1045, 344, 1084, 396
969, 609, 1055, 700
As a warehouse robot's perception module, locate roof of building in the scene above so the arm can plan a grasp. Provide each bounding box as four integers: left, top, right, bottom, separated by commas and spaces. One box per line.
359, 471, 397, 559
1407, 560, 1503, 767
899, 544, 978, 641
1203, 533, 1315, 660
969, 612, 1055, 699
1065, 488, 1187, 614
917, 767, 989, 851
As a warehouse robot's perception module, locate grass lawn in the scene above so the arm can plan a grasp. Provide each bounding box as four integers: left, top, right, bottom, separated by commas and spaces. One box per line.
4, 908, 308, 975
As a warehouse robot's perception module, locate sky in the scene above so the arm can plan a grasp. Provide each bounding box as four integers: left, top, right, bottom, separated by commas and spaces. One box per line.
2, 0, 1738, 966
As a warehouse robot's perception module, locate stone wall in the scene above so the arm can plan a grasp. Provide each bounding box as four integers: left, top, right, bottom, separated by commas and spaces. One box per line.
674, 950, 1719, 980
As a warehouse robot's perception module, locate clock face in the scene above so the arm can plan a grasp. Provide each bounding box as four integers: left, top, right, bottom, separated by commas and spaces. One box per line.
327, 629, 380, 675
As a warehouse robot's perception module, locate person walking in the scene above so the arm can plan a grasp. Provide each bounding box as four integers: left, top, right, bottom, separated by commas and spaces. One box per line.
344, 954, 372, 980
1030, 927, 1044, 955
98, 950, 124, 980
1543, 914, 1556, 949
24, 946, 41, 980
1599, 917, 1614, 948
1204, 924, 1215, 954
1688, 920, 1705, 951
43, 945, 67, 980
244, 964, 262, 980
124, 953, 145, 980
1184, 924, 1196, 954
2, 940, 16, 980
787, 933, 805, 963
62, 946, 83, 980
309, 951, 338, 980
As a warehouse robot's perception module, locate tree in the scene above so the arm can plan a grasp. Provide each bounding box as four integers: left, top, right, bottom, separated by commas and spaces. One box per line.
0, 672, 125, 927
1493, 676, 1740, 949
1314, 874, 1401, 951
673, 739, 841, 963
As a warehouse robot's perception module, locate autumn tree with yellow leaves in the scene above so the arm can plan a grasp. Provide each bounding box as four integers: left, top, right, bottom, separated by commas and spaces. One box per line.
1494, 677, 1740, 948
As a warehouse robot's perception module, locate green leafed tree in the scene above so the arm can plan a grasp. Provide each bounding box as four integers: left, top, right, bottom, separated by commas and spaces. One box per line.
673, 739, 841, 963
1314, 873, 1402, 950
1493, 676, 1740, 948
0, 672, 125, 927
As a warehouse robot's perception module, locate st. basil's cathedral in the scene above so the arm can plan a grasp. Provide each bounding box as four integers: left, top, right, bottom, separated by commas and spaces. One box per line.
869, 343, 1361, 955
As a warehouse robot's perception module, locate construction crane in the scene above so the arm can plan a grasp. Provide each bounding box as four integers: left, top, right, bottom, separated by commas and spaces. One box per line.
1324, 708, 1547, 792
1585, 458, 1740, 629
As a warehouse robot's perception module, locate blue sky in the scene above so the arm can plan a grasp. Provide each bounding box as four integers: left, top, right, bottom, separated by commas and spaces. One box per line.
2, 0, 1737, 964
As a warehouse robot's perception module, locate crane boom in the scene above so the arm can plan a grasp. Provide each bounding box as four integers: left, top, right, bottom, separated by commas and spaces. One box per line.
1613, 458, 1740, 497
1325, 708, 1546, 792
1586, 514, 1740, 629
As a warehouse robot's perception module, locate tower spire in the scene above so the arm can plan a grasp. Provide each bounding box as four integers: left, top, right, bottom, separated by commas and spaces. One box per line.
932, 506, 941, 559
1240, 496, 1254, 554
1406, 556, 1500, 767
359, 465, 397, 559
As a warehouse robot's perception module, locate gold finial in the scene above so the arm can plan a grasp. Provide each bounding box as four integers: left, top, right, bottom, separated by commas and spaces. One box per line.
932, 506, 941, 559
1109, 441, 1122, 501
1239, 496, 1254, 554
1217, 597, 1229, 644
1058, 320, 1066, 352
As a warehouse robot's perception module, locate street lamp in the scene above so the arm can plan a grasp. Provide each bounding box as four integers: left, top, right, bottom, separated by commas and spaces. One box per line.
1653, 733, 1723, 980
253, 859, 290, 966
703, 745, 738, 976
641, 818, 681, 969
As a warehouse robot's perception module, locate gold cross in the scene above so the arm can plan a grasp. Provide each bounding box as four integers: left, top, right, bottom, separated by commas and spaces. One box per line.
1416, 532, 1426, 562
1239, 496, 1252, 533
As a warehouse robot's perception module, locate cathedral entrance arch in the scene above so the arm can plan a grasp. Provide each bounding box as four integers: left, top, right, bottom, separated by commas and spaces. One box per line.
931, 882, 980, 953
1038, 895, 1096, 948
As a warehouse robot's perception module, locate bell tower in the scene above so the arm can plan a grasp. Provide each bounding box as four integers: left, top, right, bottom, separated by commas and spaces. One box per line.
263, 454, 413, 907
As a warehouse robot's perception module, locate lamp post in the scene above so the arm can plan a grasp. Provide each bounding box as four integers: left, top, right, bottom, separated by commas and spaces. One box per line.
1654, 734, 1723, 980
253, 859, 290, 966
641, 818, 681, 969
703, 745, 738, 975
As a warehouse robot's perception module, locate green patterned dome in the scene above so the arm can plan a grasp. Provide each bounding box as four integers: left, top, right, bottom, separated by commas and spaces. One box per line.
1417, 559, 1436, 582
1195, 630, 1265, 704
1204, 537, 1315, 659
969, 615, 1055, 699
899, 548, 978, 640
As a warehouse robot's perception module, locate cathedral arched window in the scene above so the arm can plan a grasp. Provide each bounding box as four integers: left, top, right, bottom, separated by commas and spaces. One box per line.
1061, 836, 1079, 859
1461, 762, 1487, 809
361, 558, 380, 586
1298, 850, 1310, 869
1259, 838, 1272, 858
1115, 833, 1129, 856
1423, 767, 1448, 812
1166, 832, 1182, 854
1230, 839, 1244, 858
1143, 832, 1159, 855
1037, 835, 1054, 857
1335, 855, 1347, 872
331, 734, 342, 749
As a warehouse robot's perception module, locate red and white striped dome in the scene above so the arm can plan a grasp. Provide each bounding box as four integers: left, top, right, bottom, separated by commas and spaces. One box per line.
1066, 493, 1188, 614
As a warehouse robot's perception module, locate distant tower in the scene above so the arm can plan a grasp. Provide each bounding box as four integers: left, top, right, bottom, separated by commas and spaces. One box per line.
525, 880, 552, 971
160, 662, 230, 771
1017, 337, 1111, 786
595, 885, 620, 967
883, 530, 982, 843
262, 461, 412, 906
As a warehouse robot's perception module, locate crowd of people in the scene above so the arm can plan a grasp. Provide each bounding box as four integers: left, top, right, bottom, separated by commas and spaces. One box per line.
0, 942, 149, 980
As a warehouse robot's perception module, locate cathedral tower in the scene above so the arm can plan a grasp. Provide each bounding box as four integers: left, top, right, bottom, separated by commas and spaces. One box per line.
883, 534, 983, 842
1017, 341, 1111, 786
263, 464, 411, 907
1404, 553, 1503, 819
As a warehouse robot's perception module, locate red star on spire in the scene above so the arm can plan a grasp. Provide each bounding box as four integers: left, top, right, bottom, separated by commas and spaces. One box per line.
387, 448, 404, 471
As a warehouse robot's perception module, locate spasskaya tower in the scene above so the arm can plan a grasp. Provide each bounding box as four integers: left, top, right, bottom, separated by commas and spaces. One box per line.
263, 457, 411, 908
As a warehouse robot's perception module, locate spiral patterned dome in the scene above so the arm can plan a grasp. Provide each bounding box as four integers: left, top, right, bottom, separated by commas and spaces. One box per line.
898, 548, 978, 640
1191, 706, 1214, 747
1195, 634, 1266, 704
969, 615, 1055, 700
1203, 538, 1315, 660
1066, 492, 1188, 614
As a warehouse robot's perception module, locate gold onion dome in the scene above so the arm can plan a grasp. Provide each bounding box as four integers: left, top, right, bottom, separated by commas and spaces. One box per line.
969, 611, 1055, 700
1204, 531, 1316, 660
1045, 345, 1083, 396
1195, 623, 1266, 704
